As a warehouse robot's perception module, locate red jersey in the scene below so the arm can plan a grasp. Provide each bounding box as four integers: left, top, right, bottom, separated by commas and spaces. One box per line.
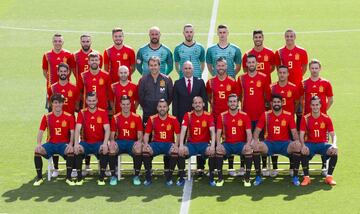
111, 81, 138, 114
257, 110, 296, 142
111, 112, 143, 141
42, 49, 75, 90
274, 46, 308, 87
47, 82, 79, 115
145, 114, 180, 143
300, 113, 334, 143
238, 72, 271, 121
301, 77, 333, 115
103, 45, 136, 83
77, 108, 109, 143
242, 47, 275, 84
270, 82, 299, 115
39, 112, 75, 143
74, 49, 103, 82
217, 110, 251, 143
182, 111, 215, 143
206, 76, 238, 120
78, 70, 113, 110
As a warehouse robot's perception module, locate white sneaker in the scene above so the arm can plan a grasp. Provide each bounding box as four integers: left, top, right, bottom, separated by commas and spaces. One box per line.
51, 169, 59, 178
82, 169, 88, 177
270, 169, 279, 177
321, 168, 327, 177
238, 167, 245, 176
71, 169, 77, 178
289, 169, 294, 177
262, 169, 270, 177
228, 169, 237, 177
105, 170, 111, 177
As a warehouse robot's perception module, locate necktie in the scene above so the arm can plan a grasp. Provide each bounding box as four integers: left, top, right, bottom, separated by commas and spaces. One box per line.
187, 79, 191, 95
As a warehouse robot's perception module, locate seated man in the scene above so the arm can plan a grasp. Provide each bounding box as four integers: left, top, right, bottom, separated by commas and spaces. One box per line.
108, 95, 143, 186
74, 92, 110, 186
253, 94, 304, 186
178, 96, 216, 186
299, 96, 338, 186
142, 99, 180, 186
215, 94, 253, 187
33, 93, 76, 186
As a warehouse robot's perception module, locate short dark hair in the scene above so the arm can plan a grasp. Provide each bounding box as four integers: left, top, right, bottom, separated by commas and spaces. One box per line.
88, 52, 99, 59
80, 34, 90, 39
278, 65, 288, 70
53, 33, 62, 38
217, 24, 228, 30
50, 93, 65, 103
112, 27, 123, 35
246, 54, 256, 61
121, 95, 130, 102
86, 91, 97, 99
148, 56, 161, 66
158, 98, 167, 105
216, 56, 227, 64
228, 93, 238, 101
253, 30, 263, 36
311, 95, 321, 103
183, 24, 193, 30
272, 94, 283, 101
57, 62, 69, 72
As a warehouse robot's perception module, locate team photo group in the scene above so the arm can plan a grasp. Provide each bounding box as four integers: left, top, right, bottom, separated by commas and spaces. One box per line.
34, 23, 338, 188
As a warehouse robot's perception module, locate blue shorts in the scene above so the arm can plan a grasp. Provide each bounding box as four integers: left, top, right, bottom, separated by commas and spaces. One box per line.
265, 141, 290, 157
80, 141, 102, 157
116, 140, 135, 155
305, 142, 332, 159
223, 142, 245, 157
149, 142, 173, 156
42, 142, 68, 159
187, 142, 209, 157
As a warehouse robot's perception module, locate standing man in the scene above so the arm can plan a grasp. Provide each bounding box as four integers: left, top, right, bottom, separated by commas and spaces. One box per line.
253, 94, 303, 186
242, 30, 275, 85
111, 66, 138, 114
301, 59, 334, 174
299, 96, 338, 186
33, 94, 76, 186
74, 34, 103, 83
178, 97, 216, 186
174, 24, 205, 78
138, 56, 173, 125
172, 61, 208, 123
104, 28, 136, 83
215, 94, 253, 187
206, 24, 242, 78
142, 99, 181, 186
77, 52, 113, 112
136, 26, 173, 75
108, 95, 143, 186
206, 57, 238, 175
74, 92, 110, 186
42, 33, 75, 108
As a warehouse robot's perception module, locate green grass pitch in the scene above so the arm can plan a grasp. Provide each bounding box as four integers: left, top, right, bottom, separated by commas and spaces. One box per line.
1, 0, 360, 213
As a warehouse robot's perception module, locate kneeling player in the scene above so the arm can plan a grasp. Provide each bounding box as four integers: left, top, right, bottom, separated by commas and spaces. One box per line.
253, 94, 304, 186
33, 94, 76, 186
215, 94, 253, 187
299, 96, 338, 186
142, 99, 180, 186
74, 92, 110, 185
178, 96, 216, 186
109, 95, 143, 186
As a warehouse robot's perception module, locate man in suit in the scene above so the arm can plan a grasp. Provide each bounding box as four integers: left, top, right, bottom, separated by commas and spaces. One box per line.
172, 61, 208, 175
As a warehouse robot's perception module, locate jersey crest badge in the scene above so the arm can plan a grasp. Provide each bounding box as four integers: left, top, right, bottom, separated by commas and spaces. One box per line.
202, 120, 207, 127
166, 124, 172, 131
281, 119, 287, 126
295, 53, 300, 60
130, 121, 135, 128
320, 122, 325, 129
159, 80, 165, 87
128, 90, 133, 97
264, 55, 269, 62
99, 78, 104, 85
319, 86, 324, 92
226, 84, 231, 91
68, 90, 73, 97
287, 91, 292, 98
61, 120, 67, 127
97, 116, 102, 124
238, 119, 243, 126
123, 53, 128, 60
256, 80, 262, 87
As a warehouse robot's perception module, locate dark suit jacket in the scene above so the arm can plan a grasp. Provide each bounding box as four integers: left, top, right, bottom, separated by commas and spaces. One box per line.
172, 77, 208, 123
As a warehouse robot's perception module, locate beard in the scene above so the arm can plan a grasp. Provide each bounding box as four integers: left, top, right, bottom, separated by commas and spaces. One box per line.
90, 63, 98, 70
151, 38, 159, 44
59, 75, 68, 80
272, 105, 281, 111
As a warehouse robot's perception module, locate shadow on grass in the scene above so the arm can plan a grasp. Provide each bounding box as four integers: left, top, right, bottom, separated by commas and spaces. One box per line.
2, 173, 183, 203
190, 174, 333, 202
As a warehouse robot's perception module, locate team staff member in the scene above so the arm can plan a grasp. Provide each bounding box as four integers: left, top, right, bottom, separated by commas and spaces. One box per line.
174, 24, 205, 78
136, 26, 173, 75
104, 28, 136, 82
33, 94, 76, 186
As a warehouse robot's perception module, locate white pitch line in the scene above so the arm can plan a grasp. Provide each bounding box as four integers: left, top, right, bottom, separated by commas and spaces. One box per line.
2, 24, 359, 37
